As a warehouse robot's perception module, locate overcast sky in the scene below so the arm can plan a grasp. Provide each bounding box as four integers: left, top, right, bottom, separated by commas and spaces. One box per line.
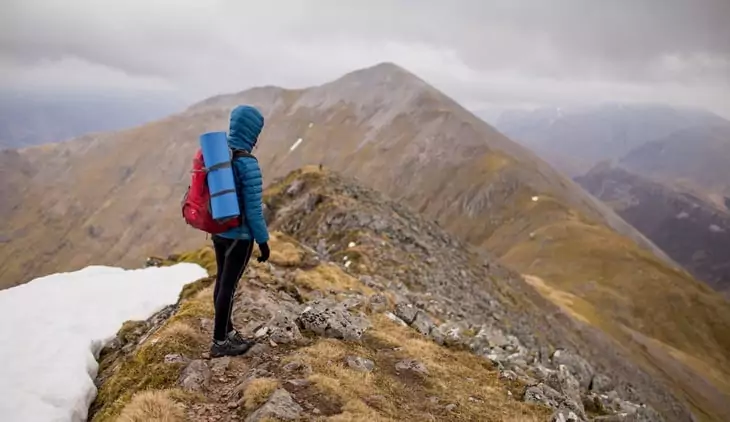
1, 0, 729, 118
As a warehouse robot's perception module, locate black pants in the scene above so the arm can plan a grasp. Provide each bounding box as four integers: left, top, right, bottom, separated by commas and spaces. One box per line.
212, 235, 254, 341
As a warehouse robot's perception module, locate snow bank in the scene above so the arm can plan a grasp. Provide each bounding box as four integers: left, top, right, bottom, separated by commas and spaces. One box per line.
0, 263, 208, 422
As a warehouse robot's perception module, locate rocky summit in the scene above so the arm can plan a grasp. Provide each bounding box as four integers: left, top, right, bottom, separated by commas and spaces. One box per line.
91, 167, 678, 422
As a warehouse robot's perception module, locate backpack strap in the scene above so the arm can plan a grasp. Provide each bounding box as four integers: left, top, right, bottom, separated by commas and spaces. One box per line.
232, 149, 258, 161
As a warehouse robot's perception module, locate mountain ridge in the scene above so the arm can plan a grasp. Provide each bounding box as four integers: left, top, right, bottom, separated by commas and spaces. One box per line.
2, 62, 729, 421
576, 164, 730, 294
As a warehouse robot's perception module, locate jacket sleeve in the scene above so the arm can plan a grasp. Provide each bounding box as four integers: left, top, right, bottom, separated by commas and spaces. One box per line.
237, 158, 270, 244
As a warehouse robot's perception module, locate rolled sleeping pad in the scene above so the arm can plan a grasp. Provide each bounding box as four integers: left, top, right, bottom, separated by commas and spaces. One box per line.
199, 131, 241, 220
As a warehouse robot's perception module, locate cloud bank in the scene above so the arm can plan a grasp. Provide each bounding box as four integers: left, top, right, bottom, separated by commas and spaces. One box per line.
1, 0, 729, 116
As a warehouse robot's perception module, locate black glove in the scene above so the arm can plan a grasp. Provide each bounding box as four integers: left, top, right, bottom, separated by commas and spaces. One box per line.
257, 242, 270, 263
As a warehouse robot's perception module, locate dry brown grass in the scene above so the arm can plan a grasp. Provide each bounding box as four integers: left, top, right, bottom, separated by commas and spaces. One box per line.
292, 263, 374, 296
265, 231, 307, 267
243, 378, 281, 411
288, 314, 550, 422
117, 390, 185, 422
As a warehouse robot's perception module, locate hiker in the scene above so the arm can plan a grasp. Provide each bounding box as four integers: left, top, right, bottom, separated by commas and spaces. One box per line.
210, 105, 271, 358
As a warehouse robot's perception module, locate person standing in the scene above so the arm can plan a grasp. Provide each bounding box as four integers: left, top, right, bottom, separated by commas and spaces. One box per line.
210, 105, 270, 358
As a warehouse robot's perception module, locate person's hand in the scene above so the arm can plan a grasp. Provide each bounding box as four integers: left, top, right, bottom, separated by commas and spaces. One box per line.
257, 242, 270, 263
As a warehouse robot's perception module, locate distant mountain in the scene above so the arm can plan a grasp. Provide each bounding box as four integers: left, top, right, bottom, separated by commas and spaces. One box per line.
495, 103, 727, 176
3, 63, 730, 420
576, 164, 730, 294
0, 93, 184, 150
619, 124, 730, 204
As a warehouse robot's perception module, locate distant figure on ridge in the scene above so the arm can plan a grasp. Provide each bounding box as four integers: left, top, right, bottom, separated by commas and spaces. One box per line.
210, 105, 271, 358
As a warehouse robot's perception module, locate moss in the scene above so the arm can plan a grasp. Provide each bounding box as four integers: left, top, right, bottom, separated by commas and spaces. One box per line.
177, 276, 214, 302
167, 298, 214, 327
117, 320, 147, 344
461, 328, 477, 338
91, 321, 205, 422
168, 247, 217, 275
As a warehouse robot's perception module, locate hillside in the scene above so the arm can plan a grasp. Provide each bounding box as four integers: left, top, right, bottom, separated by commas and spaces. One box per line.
495, 104, 726, 177
3, 62, 730, 420
0, 62, 672, 291
91, 167, 670, 421
619, 124, 730, 205
576, 164, 730, 293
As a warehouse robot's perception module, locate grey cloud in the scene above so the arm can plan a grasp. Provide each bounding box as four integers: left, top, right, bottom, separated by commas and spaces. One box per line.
0, 0, 728, 116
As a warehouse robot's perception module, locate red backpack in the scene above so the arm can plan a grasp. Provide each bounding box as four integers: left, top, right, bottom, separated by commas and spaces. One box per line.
181, 148, 254, 234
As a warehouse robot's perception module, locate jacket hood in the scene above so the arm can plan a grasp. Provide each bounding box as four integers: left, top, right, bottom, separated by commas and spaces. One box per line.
228, 105, 264, 151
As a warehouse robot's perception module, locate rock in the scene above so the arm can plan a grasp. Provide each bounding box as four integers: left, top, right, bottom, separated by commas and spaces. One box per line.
367, 294, 388, 313
545, 365, 585, 417
551, 409, 582, 422
266, 311, 303, 344
546, 365, 583, 412
210, 356, 231, 376
590, 373, 615, 394
384, 311, 408, 326
247, 343, 271, 357
285, 379, 310, 388
552, 349, 595, 391
341, 296, 365, 311
395, 359, 428, 376
245, 388, 303, 422
178, 360, 211, 392
499, 370, 518, 381
431, 322, 467, 347
164, 353, 188, 364
282, 360, 313, 376
297, 299, 370, 341
582, 393, 611, 415
360, 275, 385, 290
445, 403, 457, 412
411, 311, 435, 335
524, 383, 565, 409
524, 382, 585, 420
593, 407, 663, 422
394, 302, 418, 324
345, 355, 375, 372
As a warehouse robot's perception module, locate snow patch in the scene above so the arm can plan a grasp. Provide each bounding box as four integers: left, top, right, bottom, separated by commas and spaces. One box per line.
290, 138, 303, 152
531, 196, 539, 202
709, 224, 725, 233
0, 263, 208, 422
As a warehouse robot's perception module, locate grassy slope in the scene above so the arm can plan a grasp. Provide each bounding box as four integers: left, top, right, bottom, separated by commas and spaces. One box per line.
499, 211, 730, 421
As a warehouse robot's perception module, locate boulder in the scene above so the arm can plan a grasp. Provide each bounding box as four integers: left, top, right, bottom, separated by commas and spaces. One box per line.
178, 360, 211, 392
297, 299, 370, 341
394, 302, 418, 324
552, 349, 595, 391
367, 294, 388, 313
245, 389, 303, 422
590, 373, 615, 394
411, 311, 435, 336
395, 359, 429, 377
551, 409, 583, 422
265, 311, 303, 344
345, 355, 375, 372
546, 365, 584, 414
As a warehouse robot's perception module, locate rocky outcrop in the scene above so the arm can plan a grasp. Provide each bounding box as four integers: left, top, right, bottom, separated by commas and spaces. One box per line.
91, 169, 691, 422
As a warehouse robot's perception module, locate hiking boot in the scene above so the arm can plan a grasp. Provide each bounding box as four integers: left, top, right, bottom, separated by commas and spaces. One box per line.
210, 338, 253, 358
227, 330, 252, 347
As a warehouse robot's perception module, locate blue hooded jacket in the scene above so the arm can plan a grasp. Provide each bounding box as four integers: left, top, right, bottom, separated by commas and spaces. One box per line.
217, 105, 270, 244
